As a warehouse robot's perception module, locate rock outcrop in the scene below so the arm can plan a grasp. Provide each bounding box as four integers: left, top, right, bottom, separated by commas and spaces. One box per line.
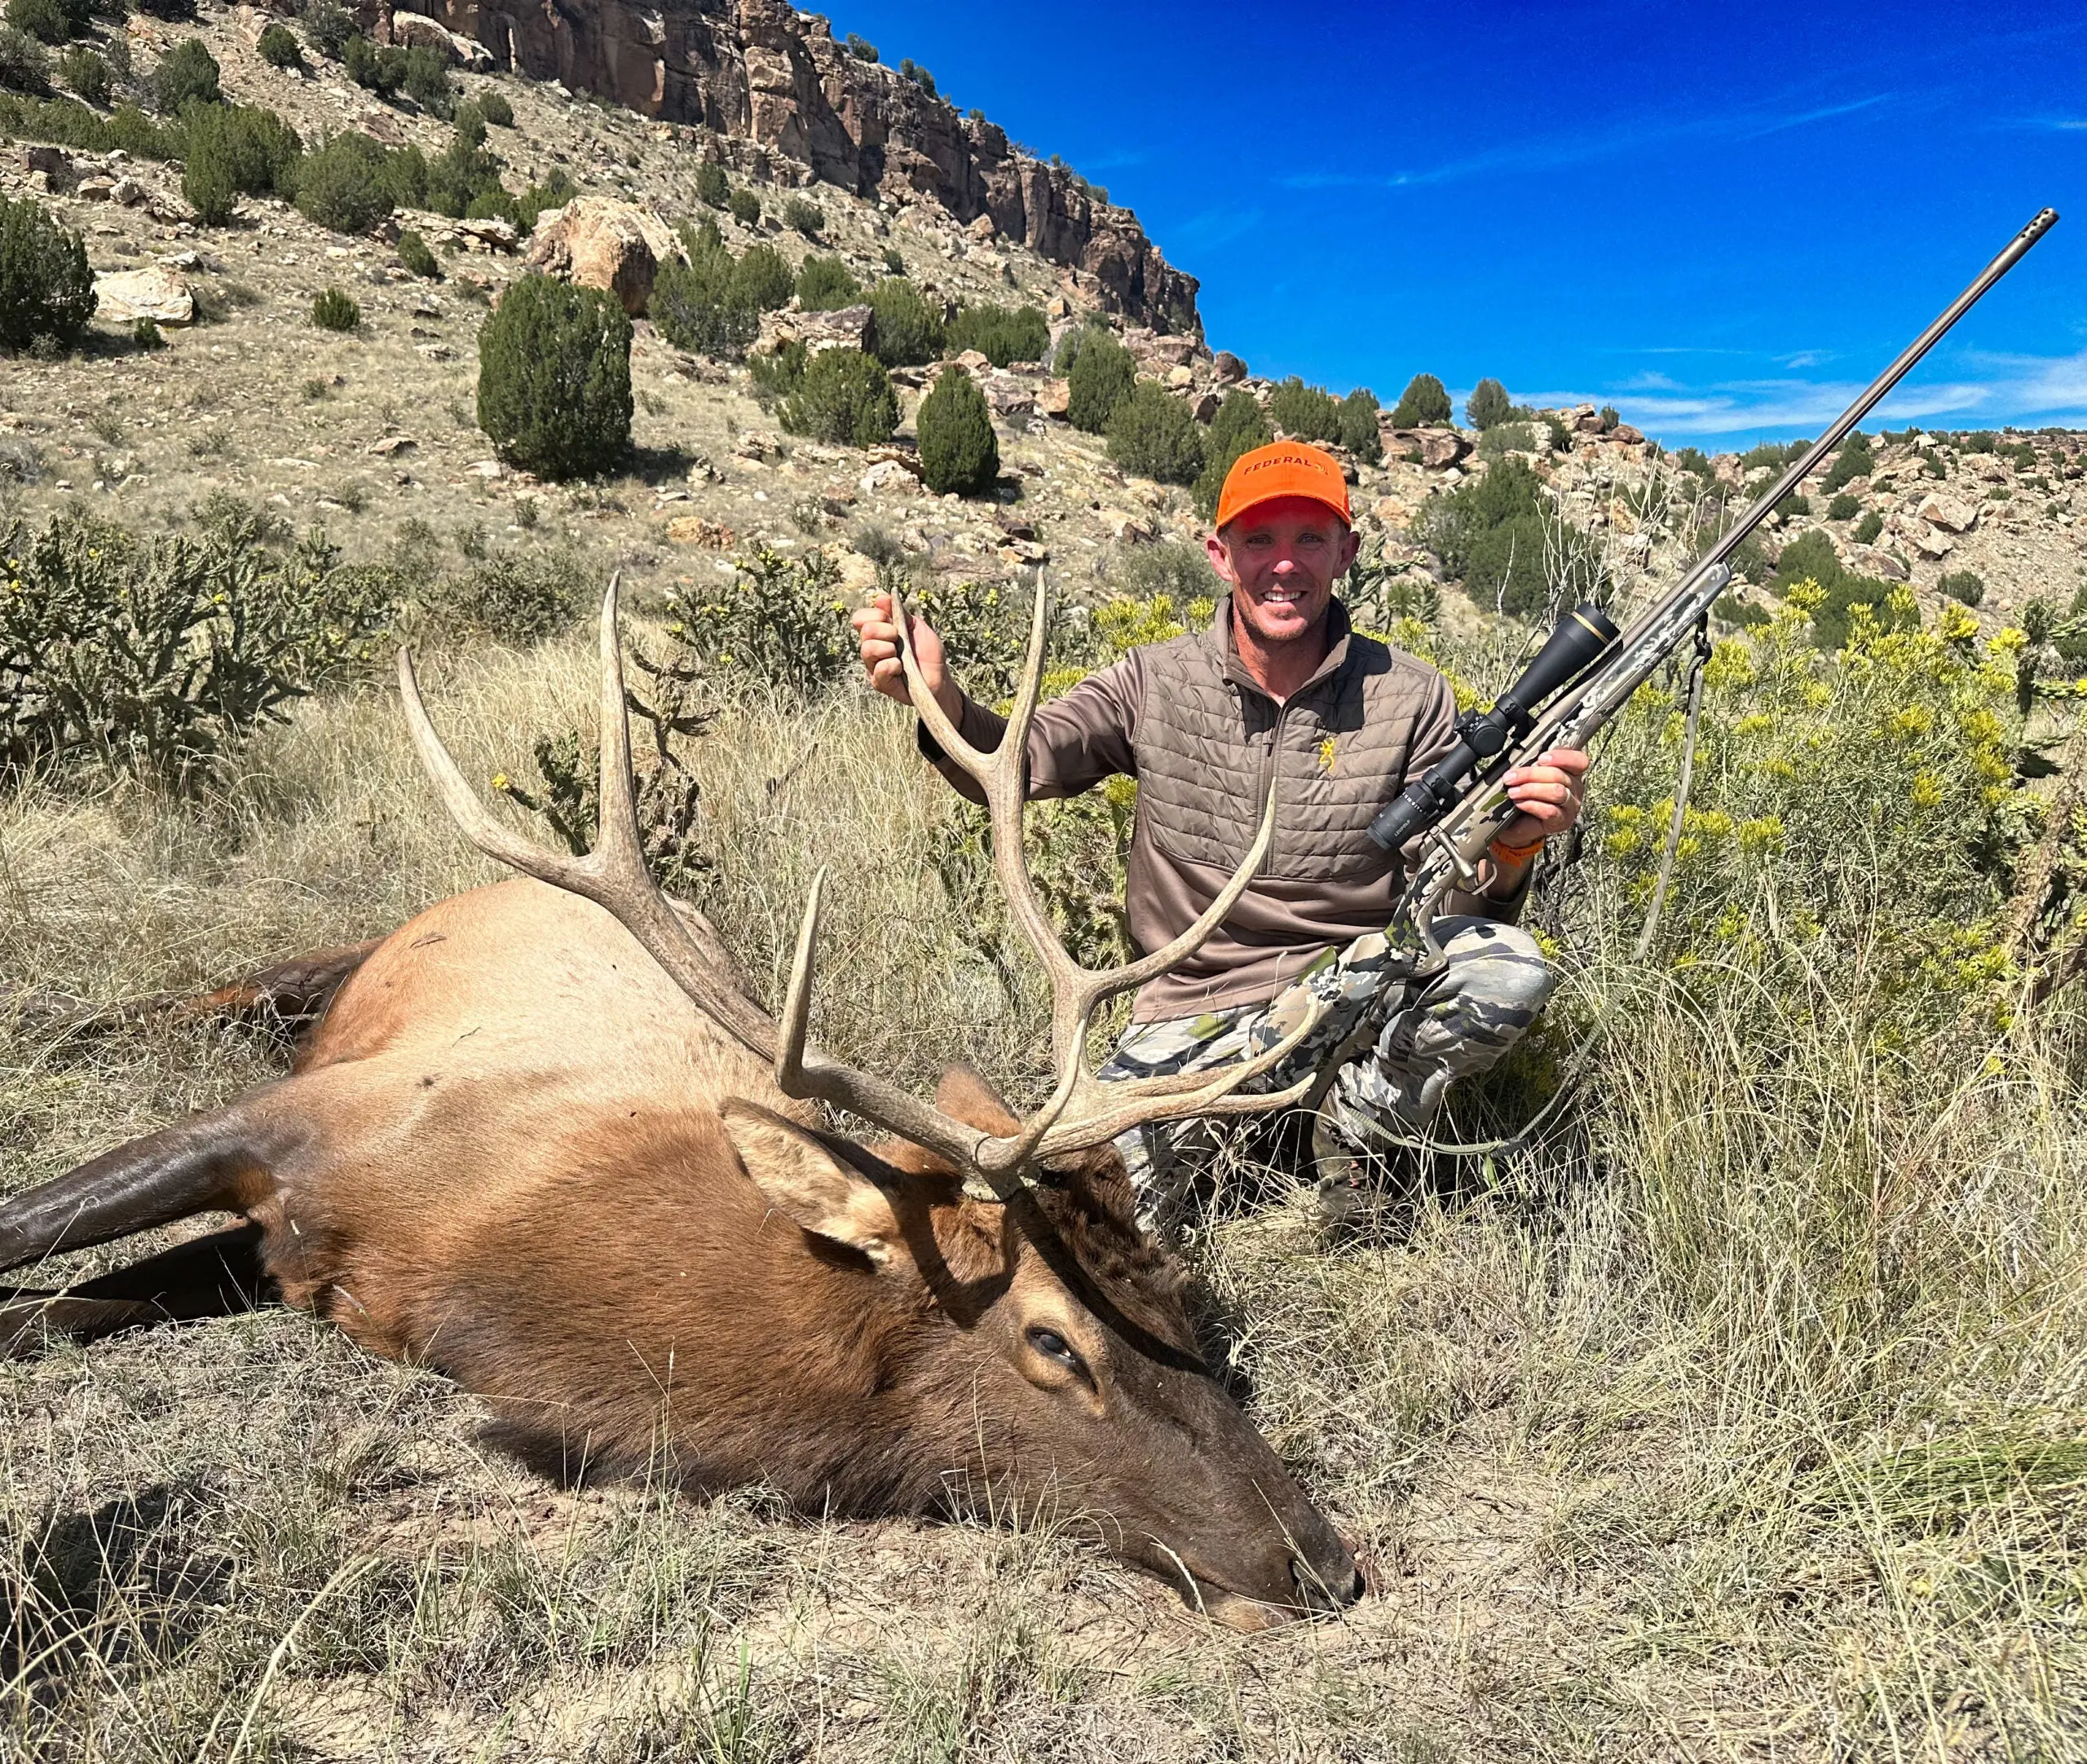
521, 196, 678, 314
384, 0, 1200, 333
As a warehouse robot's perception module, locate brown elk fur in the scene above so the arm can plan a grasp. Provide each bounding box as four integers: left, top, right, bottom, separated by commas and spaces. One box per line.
0, 876, 1361, 1626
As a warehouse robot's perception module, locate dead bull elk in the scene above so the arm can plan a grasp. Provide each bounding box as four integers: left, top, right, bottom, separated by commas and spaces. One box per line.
0, 581, 1363, 1628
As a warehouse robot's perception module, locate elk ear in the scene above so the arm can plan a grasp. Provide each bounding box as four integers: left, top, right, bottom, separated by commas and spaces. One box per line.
721, 1102, 901, 1266
933, 1065, 1021, 1136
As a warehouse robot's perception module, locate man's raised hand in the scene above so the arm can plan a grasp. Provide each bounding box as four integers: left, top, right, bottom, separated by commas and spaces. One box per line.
851, 592, 958, 714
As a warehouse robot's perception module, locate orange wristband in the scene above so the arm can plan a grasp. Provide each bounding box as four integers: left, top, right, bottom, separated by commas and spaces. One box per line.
1488, 834, 1546, 868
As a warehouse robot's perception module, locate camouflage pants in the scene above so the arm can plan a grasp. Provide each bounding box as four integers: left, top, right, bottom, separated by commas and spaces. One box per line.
1096, 918, 1555, 1233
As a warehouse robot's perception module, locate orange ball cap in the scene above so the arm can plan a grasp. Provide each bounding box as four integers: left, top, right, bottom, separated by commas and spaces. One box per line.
1215, 439, 1352, 531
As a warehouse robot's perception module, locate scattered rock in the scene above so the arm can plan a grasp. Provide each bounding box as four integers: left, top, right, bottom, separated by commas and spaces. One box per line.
521, 196, 677, 316
23, 145, 71, 186
109, 178, 147, 207
1917, 492, 1979, 534
755, 304, 876, 357
1387, 428, 1471, 470
981, 373, 1035, 419
1104, 509, 1154, 543
382, 10, 495, 69
1212, 351, 1246, 383
859, 459, 920, 496
453, 217, 519, 254
93, 265, 193, 326
733, 430, 783, 461
667, 515, 737, 548
1035, 378, 1072, 419
367, 435, 416, 456
74, 178, 116, 202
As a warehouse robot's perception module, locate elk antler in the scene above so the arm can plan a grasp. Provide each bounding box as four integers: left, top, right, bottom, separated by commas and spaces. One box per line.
776, 578, 1322, 1179
399, 578, 1320, 1200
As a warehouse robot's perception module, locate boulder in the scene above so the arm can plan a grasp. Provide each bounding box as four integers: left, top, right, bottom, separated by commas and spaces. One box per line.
1917, 492, 1979, 534
521, 196, 678, 316
755, 303, 876, 356
454, 216, 518, 253
384, 10, 496, 70
23, 145, 72, 187
666, 515, 737, 549
1387, 427, 1471, 470
1211, 350, 1246, 383
93, 265, 193, 326
108, 177, 147, 206
981, 372, 1034, 419
967, 213, 996, 240
1035, 377, 1072, 419
74, 178, 115, 201
1190, 390, 1220, 423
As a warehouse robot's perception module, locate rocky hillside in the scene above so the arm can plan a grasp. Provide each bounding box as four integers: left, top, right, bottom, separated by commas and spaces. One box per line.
383, 0, 1198, 333
2, 0, 2080, 658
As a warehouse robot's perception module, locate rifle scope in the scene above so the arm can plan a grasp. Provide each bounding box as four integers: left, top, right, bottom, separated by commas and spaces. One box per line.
1367, 601, 1620, 854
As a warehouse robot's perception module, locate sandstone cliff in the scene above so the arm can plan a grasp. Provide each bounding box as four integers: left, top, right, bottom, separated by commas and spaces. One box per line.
383, 0, 1201, 334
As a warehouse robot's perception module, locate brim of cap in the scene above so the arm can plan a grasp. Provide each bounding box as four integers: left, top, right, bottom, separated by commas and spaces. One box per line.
1217, 489, 1352, 530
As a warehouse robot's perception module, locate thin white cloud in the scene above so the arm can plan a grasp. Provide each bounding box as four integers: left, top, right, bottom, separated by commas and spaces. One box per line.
1278, 93, 1894, 193
1515, 351, 2087, 439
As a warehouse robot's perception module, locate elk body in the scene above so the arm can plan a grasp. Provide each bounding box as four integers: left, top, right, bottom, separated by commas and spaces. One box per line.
0, 586, 1363, 1629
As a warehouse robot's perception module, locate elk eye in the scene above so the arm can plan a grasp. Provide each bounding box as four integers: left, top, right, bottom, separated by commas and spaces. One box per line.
1026, 1327, 1085, 1375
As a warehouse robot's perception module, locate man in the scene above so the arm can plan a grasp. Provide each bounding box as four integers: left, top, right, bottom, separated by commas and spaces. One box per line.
851, 439, 1589, 1237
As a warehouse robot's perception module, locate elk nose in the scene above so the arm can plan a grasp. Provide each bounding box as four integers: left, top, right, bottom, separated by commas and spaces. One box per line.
1291, 1555, 1366, 1616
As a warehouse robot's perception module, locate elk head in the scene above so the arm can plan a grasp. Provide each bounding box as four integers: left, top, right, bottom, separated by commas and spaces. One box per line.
399, 577, 1361, 1628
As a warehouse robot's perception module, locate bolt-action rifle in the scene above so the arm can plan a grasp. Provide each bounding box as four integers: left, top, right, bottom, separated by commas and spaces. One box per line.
1377, 206, 2058, 950
1278, 208, 2059, 1126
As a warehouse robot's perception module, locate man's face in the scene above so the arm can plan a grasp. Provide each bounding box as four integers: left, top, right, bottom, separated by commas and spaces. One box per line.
1205, 496, 1359, 650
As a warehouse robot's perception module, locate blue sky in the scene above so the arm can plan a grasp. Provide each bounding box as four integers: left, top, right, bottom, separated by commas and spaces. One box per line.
827, 1, 2085, 450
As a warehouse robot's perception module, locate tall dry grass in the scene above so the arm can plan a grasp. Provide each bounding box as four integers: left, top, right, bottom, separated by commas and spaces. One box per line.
0, 595, 2082, 1758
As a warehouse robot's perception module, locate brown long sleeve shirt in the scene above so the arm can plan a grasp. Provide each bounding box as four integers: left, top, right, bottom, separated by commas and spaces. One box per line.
921, 598, 1525, 1022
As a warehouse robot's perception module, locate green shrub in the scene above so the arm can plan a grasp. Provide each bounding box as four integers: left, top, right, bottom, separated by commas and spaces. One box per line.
1768, 529, 1908, 649
843, 31, 876, 61
1939, 569, 1985, 607
728, 187, 760, 227
881, 245, 904, 276
1106, 381, 1204, 487
898, 57, 936, 98
651, 242, 757, 358
396, 227, 439, 279
916, 365, 999, 496
1820, 430, 1874, 492
733, 241, 792, 311
1466, 377, 1512, 430
0, 24, 51, 91
294, 130, 394, 232
476, 86, 513, 128
302, 0, 353, 60
130, 314, 161, 349
670, 546, 849, 700
257, 21, 301, 67
0, 193, 93, 351
1476, 421, 1538, 459
422, 547, 584, 644
1828, 492, 1862, 522
1066, 326, 1135, 433
380, 125, 510, 219
1337, 387, 1382, 464
1417, 454, 1599, 618
1267, 375, 1337, 442
182, 103, 302, 225
342, 33, 399, 95
1193, 387, 1273, 520
748, 337, 805, 404
1389, 372, 1451, 427
476, 274, 631, 478
451, 100, 487, 151
1780, 492, 1811, 518
1741, 438, 1808, 474
5, 0, 79, 47
401, 44, 451, 114
311, 285, 360, 331
151, 35, 217, 111
1712, 592, 1769, 628
695, 159, 728, 208
942, 300, 1048, 366
0, 509, 396, 787
793, 253, 859, 311
56, 42, 103, 101
782, 194, 823, 237
867, 275, 941, 367
1853, 509, 1884, 544
778, 346, 897, 447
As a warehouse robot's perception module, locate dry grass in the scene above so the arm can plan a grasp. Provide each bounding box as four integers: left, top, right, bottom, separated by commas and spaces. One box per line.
1, 623, 2083, 1761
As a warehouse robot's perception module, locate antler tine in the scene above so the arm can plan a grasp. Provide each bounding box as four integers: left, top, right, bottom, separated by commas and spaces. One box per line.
399, 583, 777, 1060
588, 575, 647, 886
771, 862, 1021, 1194
1014, 996, 1328, 1166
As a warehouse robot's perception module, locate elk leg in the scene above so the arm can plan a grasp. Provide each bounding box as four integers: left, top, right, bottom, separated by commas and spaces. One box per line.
0, 1223, 276, 1354
0, 1100, 296, 1277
